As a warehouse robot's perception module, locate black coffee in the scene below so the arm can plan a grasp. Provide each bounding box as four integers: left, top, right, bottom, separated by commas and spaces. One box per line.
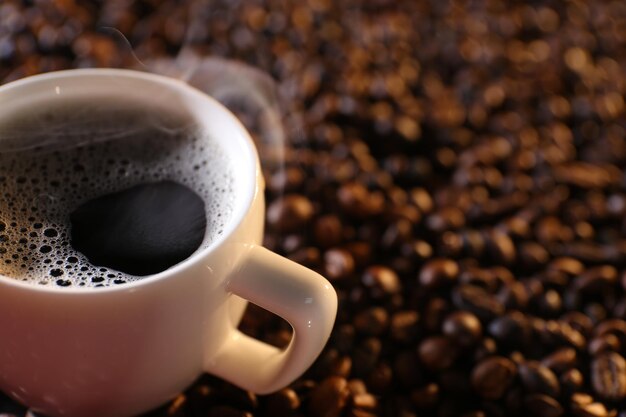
70, 181, 207, 276
0, 97, 235, 287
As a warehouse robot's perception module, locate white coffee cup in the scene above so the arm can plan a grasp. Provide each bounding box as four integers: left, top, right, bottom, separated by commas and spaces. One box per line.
0, 69, 337, 417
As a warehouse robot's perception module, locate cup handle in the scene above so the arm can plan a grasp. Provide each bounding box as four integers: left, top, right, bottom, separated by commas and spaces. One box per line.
206, 245, 338, 394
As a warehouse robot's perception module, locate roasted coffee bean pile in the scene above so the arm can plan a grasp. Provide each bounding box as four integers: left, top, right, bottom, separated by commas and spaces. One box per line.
2, 1, 626, 416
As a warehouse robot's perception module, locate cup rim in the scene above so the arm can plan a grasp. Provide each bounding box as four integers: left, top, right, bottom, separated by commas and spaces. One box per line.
0, 68, 261, 294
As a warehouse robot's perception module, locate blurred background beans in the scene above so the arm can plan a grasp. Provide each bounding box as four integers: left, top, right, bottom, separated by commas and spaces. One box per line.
1, 0, 626, 416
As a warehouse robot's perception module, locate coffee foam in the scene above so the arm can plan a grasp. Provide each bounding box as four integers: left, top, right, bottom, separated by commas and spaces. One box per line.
0, 97, 235, 288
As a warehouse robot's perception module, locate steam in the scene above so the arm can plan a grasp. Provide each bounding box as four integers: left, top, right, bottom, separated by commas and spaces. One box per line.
144, 50, 287, 172
89, 25, 289, 177
0, 100, 193, 154
101, 26, 150, 70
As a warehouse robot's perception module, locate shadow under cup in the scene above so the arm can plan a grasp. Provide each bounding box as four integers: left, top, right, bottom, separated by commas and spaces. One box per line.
0, 69, 263, 417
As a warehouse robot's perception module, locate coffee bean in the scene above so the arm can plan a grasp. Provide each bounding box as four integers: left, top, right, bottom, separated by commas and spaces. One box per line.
351, 392, 377, 411
461, 229, 487, 257
323, 248, 355, 281
347, 379, 367, 396
282, 234, 306, 253
486, 231, 516, 264
354, 307, 389, 336
390, 310, 419, 344
314, 215, 343, 248
381, 219, 412, 248
282, 234, 306, 254
574, 265, 618, 292
418, 336, 458, 371
518, 241, 550, 271
471, 356, 517, 400
438, 231, 464, 257
553, 162, 615, 189
536, 289, 563, 317
549, 257, 585, 276
410, 188, 433, 214
523, 394, 563, 417
401, 239, 433, 261
572, 401, 611, 417
497, 211, 530, 234
418, 258, 459, 288
361, 266, 401, 299
268, 167, 305, 193
343, 242, 372, 268
288, 246, 321, 268
595, 319, 626, 341
537, 270, 567, 290
425, 207, 465, 232
553, 241, 622, 263
509, 351, 526, 365
308, 377, 350, 417
541, 348, 577, 374
473, 337, 498, 363
330, 355, 353, 379
518, 361, 560, 397
423, 297, 451, 332
560, 312, 594, 337
453, 285, 505, 321
266, 194, 314, 232
488, 311, 531, 347
591, 352, 626, 401
265, 328, 292, 349
264, 389, 300, 415
524, 278, 545, 300
337, 182, 384, 218
389, 203, 421, 224
458, 266, 501, 291
442, 311, 482, 347
560, 369, 584, 393
589, 334, 621, 356
545, 320, 587, 350
497, 282, 530, 309
165, 394, 187, 417
591, 302, 617, 323
571, 393, 595, 408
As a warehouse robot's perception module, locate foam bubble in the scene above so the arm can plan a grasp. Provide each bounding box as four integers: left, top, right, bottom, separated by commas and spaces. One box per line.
0, 97, 235, 288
